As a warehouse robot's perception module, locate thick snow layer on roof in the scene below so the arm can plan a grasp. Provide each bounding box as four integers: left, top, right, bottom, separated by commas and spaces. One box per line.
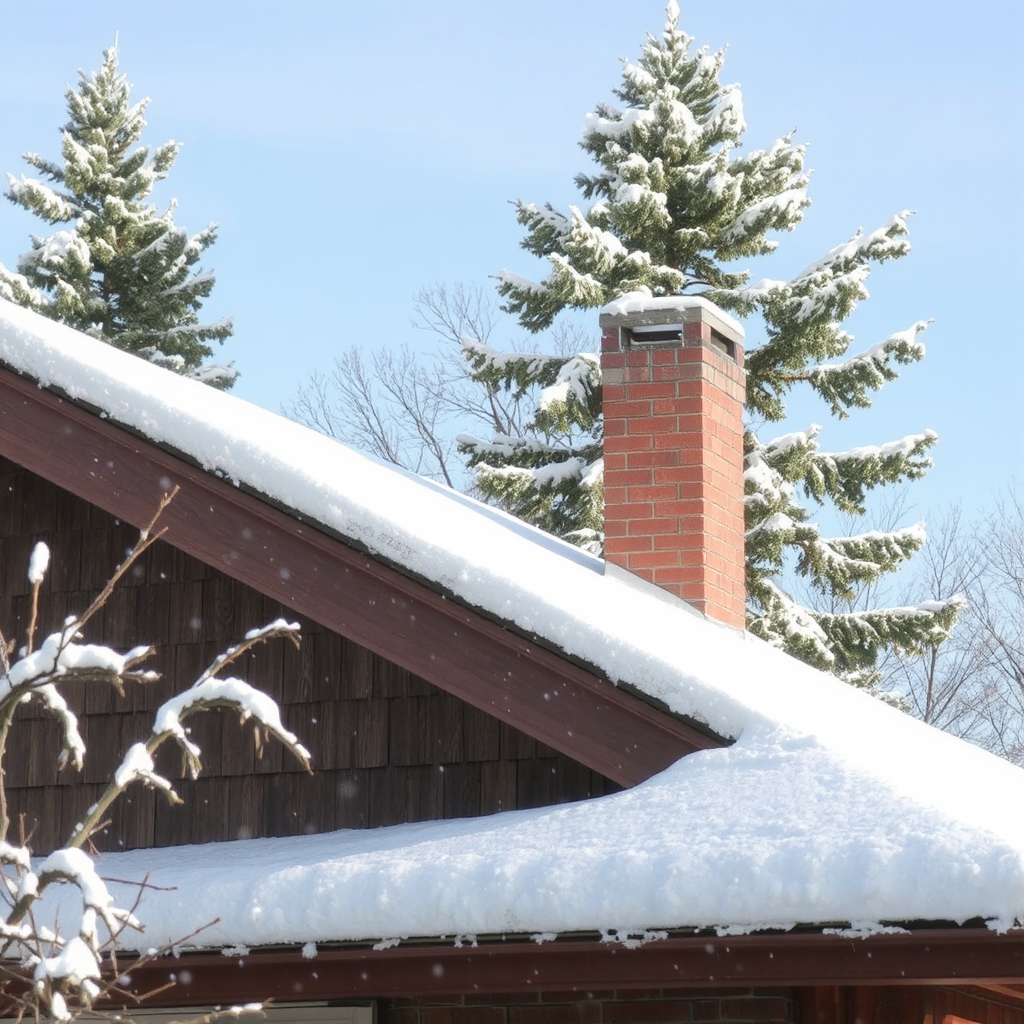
2, 299, 1023, 944
76, 725, 1024, 952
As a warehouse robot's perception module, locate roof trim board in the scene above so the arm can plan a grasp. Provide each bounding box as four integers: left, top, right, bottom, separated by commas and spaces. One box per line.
114, 929, 1024, 1004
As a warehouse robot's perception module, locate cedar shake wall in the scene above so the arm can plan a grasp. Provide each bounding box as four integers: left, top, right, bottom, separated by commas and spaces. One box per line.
0, 457, 617, 854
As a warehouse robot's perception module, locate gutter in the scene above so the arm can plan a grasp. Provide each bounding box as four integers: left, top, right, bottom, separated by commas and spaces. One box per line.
112, 928, 1024, 1006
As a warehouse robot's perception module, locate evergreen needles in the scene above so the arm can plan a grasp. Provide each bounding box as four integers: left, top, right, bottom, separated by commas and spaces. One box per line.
477, 2, 963, 683
0, 44, 235, 387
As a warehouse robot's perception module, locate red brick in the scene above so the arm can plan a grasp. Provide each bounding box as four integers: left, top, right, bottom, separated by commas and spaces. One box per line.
652, 363, 698, 382
605, 534, 655, 555
655, 466, 713, 484
719, 995, 791, 1021
602, 519, 629, 538
650, 570, 704, 590
651, 347, 679, 364
627, 484, 678, 503
541, 991, 616, 1002
653, 396, 704, 416
650, 544, 707, 565
675, 413, 712, 434
604, 999, 697, 1022
612, 399, 656, 418
626, 415, 678, 436
604, 434, 654, 452
626, 450, 679, 469
614, 469, 659, 486
653, 431, 704, 451
621, 549, 681, 570
650, 480, 707, 501
609, 501, 654, 520
626, 517, 680, 535
691, 999, 722, 1021
625, 381, 677, 400
421, 1009, 506, 1024
657, 499, 706, 519
380, 1009, 419, 1024
509, 1004, 601, 1024
463, 993, 540, 1006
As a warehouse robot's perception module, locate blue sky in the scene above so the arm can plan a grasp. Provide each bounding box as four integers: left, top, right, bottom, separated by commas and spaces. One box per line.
1, 0, 1021, 522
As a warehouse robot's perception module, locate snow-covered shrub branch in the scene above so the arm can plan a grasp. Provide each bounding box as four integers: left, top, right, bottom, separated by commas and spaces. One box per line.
0, 493, 308, 1021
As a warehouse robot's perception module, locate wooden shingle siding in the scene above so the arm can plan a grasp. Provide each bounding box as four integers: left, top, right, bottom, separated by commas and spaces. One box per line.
0, 457, 618, 853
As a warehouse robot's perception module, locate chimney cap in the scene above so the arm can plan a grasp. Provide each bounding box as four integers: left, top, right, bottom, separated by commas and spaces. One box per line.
599, 292, 744, 345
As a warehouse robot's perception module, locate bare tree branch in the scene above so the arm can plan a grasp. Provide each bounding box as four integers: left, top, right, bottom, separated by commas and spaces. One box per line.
287, 282, 598, 493
880, 491, 1024, 762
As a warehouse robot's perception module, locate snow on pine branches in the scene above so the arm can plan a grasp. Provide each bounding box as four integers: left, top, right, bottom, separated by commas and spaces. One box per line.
457, 339, 604, 553
478, 2, 962, 683
0, 44, 236, 388
0, 492, 309, 1021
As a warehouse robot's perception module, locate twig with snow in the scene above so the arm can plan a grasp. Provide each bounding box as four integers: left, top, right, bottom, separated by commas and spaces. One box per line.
0, 490, 308, 1022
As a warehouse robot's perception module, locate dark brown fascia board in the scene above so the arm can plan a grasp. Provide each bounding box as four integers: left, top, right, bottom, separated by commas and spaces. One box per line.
112, 929, 1024, 1006
0, 367, 724, 786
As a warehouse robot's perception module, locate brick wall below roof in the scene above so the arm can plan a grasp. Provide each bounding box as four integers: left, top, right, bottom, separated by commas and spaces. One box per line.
378, 988, 798, 1024
379, 984, 1024, 1024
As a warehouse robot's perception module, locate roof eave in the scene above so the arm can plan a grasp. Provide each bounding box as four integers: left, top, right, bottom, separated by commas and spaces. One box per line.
113, 928, 1024, 1005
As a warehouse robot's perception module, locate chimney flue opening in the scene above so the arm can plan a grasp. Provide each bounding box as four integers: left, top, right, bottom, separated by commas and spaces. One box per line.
624, 323, 737, 363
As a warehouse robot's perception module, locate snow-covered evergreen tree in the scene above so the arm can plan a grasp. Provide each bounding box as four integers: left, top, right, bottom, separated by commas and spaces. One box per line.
458, 342, 604, 552
469, 1, 962, 680
0, 44, 235, 387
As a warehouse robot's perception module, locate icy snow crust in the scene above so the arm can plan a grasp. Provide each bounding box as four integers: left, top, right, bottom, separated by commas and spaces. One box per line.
2, 299, 1023, 944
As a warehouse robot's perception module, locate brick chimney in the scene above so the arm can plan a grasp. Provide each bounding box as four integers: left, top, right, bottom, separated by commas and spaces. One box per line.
600, 297, 746, 629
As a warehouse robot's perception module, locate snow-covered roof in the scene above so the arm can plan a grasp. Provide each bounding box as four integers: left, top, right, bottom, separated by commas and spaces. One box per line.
1, 298, 1023, 949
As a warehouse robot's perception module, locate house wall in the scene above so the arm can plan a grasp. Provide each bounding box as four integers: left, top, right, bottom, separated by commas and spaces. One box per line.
378, 988, 799, 1023
377, 985, 1024, 1024
0, 457, 617, 853
800, 984, 1024, 1023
